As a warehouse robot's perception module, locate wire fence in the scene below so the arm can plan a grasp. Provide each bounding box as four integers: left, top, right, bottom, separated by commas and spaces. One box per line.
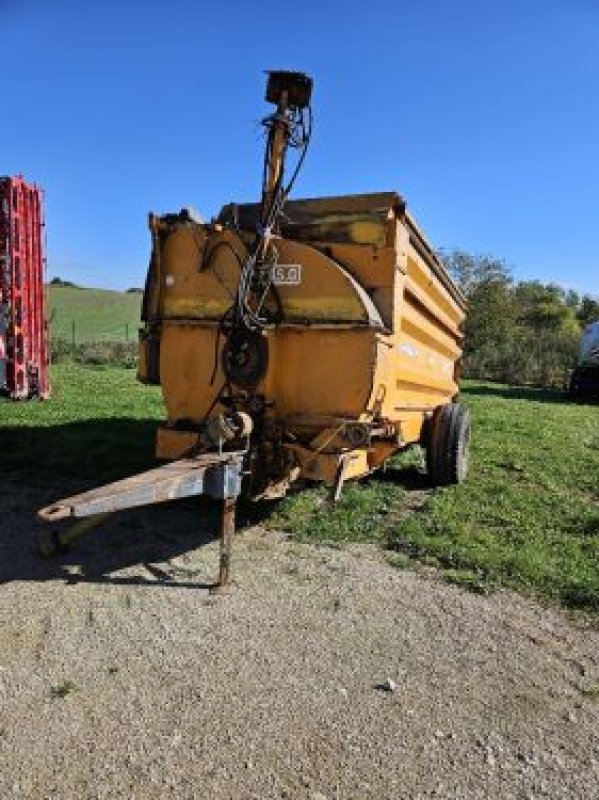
50, 322, 138, 367
60, 321, 133, 348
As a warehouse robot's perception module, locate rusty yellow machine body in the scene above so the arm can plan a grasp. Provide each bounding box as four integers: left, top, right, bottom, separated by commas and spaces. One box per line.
37, 71, 468, 591
138, 71, 467, 499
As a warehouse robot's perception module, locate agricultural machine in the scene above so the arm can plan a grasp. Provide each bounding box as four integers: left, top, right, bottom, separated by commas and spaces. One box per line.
569, 321, 599, 399
39, 71, 469, 590
0, 176, 50, 399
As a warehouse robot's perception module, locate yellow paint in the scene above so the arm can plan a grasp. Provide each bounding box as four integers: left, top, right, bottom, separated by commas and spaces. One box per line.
347, 220, 385, 245
140, 192, 466, 492
288, 443, 371, 485
156, 427, 200, 460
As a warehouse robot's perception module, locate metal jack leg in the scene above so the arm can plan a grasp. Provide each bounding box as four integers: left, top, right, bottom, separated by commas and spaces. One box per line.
38, 455, 245, 592
210, 497, 236, 595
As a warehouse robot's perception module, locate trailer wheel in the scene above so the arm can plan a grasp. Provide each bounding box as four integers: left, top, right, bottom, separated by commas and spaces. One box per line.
568, 369, 580, 399
426, 403, 470, 486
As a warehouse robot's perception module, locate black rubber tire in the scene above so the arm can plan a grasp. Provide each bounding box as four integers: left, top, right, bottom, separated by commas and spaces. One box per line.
426, 402, 470, 486
568, 369, 580, 399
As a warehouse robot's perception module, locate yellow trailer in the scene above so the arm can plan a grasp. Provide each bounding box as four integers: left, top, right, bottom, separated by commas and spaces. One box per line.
39, 71, 468, 590
138, 71, 468, 499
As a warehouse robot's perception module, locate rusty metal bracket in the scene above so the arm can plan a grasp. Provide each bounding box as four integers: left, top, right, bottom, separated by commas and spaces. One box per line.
209, 497, 236, 595
330, 453, 351, 503
37, 453, 245, 592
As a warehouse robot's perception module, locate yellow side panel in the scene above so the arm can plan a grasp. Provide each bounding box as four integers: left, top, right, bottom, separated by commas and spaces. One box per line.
160, 325, 224, 423
159, 323, 380, 428
262, 240, 380, 324
401, 300, 463, 361
273, 329, 378, 422
375, 331, 458, 427
161, 228, 245, 319
406, 251, 463, 330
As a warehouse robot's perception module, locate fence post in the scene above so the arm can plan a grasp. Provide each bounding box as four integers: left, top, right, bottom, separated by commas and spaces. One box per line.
125, 323, 129, 342
71, 320, 75, 355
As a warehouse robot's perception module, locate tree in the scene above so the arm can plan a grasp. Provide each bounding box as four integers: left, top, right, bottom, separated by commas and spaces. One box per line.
463, 277, 517, 357
513, 281, 580, 335
49, 276, 79, 289
439, 250, 516, 365
577, 295, 599, 328
439, 249, 512, 299
440, 249, 581, 387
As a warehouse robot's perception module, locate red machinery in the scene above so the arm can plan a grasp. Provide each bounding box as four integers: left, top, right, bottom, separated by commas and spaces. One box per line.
0, 176, 50, 399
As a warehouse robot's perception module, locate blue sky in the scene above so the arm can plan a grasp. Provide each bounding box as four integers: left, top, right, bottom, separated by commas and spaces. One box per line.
2, 0, 598, 295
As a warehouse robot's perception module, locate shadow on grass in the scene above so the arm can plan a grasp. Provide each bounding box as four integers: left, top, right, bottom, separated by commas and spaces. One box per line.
462, 384, 571, 404
372, 464, 430, 491
0, 418, 160, 485
464, 382, 599, 407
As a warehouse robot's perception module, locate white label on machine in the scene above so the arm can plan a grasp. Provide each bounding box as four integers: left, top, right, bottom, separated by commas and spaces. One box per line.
398, 342, 418, 358
272, 264, 302, 285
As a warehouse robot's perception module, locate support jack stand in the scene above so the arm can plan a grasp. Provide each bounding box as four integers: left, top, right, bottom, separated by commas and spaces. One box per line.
37, 454, 244, 593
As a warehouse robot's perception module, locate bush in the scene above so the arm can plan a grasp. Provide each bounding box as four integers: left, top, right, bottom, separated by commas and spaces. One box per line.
464, 327, 578, 388
49, 277, 81, 288
74, 340, 137, 367
50, 338, 137, 368
50, 337, 72, 364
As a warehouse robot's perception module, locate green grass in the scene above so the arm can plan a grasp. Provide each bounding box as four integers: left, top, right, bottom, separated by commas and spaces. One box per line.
270, 382, 599, 612
50, 680, 77, 699
2, 368, 598, 612
0, 364, 164, 484
581, 684, 599, 701
48, 285, 142, 343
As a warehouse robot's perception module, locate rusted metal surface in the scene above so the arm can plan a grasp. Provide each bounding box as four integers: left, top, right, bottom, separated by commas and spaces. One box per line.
218, 192, 405, 247
210, 497, 236, 594
38, 454, 244, 522
37, 454, 245, 590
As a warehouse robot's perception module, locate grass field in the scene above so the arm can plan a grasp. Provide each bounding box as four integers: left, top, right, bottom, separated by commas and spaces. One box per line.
1, 365, 598, 612
0, 364, 163, 484
271, 384, 599, 612
48, 285, 142, 343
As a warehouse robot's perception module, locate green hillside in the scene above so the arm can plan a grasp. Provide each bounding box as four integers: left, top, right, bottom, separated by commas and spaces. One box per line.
48, 285, 142, 343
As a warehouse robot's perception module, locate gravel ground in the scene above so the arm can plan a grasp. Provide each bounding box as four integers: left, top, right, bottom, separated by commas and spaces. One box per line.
1, 480, 598, 799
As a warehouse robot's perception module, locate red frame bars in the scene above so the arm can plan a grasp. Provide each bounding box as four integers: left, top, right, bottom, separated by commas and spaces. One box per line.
0, 176, 50, 399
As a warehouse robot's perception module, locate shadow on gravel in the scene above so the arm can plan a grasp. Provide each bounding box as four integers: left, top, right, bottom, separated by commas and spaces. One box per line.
0, 485, 229, 589
0, 418, 262, 589
463, 383, 598, 406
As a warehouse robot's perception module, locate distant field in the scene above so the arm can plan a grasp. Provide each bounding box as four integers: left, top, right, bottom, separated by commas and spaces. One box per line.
1, 365, 598, 612
48, 285, 142, 343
